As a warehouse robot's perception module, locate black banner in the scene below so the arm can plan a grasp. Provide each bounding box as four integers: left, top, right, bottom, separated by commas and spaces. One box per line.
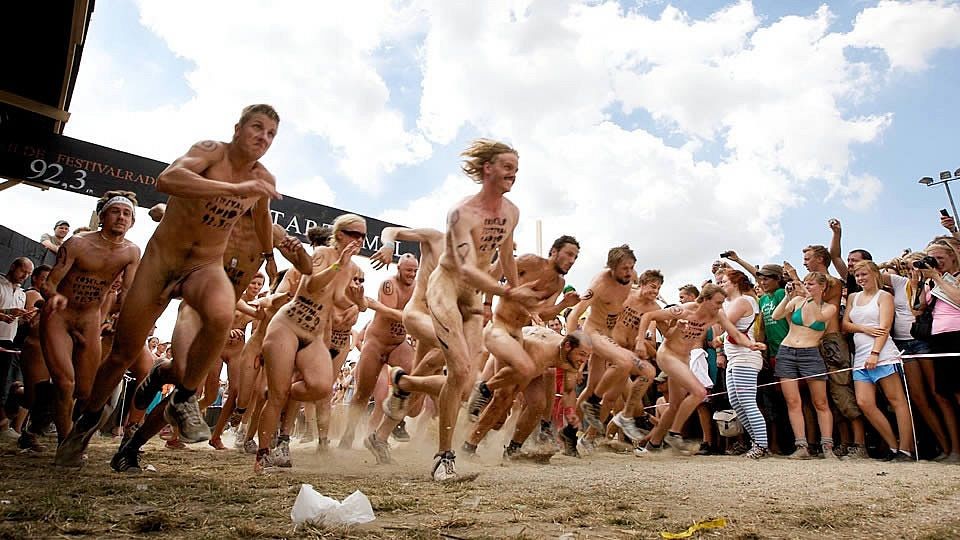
0, 131, 418, 259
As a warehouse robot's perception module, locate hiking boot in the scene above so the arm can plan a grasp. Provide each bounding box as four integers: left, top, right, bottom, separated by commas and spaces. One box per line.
391, 420, 411, 442
612, 413, 647, 442
579, 401, 604, 432
382, 366, 410, 421
364, 433, 392, 464
787, 446, 813, 459
54, 406, 112, 467
431, 451, 457, 481
743, 444, 769, 460
664, 432, 699, 453
163, 391, 210, 444
841, 445, 869, 460
466, 381, 492, 422
18, 431, 47, 453
110, 446, 142, 473
133, 363, 165, 410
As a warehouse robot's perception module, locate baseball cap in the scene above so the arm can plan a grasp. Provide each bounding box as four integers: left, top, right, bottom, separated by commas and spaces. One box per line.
654, 371, 668, 383
757, 264, 784, 279
55, 220, 69, 228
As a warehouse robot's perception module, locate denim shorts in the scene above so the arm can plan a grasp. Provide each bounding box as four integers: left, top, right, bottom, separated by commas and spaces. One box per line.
774, 345, 827, 380
892, 338, 931, 357
853, 364, 900, 384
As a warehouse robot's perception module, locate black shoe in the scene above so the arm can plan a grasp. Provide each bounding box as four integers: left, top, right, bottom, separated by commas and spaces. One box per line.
110, 446, 142, 473
391, 420, 411, 442
559, 425, 579, 458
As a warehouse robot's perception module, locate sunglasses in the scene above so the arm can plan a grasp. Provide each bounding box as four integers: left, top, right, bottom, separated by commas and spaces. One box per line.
341, 230, 365, 240
354, 277, 365, 284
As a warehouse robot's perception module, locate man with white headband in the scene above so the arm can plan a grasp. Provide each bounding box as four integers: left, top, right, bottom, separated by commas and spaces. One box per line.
56, 104, 282, 467
39, 190, 141, 452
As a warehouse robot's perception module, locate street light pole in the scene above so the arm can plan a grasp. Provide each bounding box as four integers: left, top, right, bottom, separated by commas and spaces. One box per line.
919, 168, 960, 231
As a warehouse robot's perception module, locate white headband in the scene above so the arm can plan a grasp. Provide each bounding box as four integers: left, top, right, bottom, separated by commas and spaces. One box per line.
100, 196, 135, 214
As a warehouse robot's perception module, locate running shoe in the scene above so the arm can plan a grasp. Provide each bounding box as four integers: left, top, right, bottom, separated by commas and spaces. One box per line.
234, 427, 247, 450
537, 422, 556, 446
558, 425, 579, 457
579, 401, 604, 432
743, 444, 769, 460
364, 433, 392, 464
110, 445, 142, 473
633, 445, 649, 457
892, 451, 915, 463
822, 445, 840, 460
276, 438, 292, 468
391, 420, 411, 442
163, 391, 210, 444
663, 432, 699, 453
502, 445, 521, 461
382, 366, 410, 421
243, 439, 258, 454
0, 427, 18, 442
17, 431, 47, 453
461, 441, 478, 457
612, 413, 647, 442
53, 406, 111, 467
133, 364, 165, 410
254, 447, 289, 471
577, 436, 595, 456
695, 442, 719, 456
787, 446, 813, 459
465, 381, 492, 422
431, 451, 457, 481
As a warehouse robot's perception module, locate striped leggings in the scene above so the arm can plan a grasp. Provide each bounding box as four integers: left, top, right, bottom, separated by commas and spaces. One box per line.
726, 364, 768, 449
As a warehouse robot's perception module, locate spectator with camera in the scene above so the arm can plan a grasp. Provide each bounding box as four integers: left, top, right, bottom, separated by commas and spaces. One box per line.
914, 236, 960, 462
771, 272, 837, 459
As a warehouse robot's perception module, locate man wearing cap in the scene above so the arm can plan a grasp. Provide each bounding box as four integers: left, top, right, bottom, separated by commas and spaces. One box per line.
39, 190, 141, 449
41, 221, 71, 254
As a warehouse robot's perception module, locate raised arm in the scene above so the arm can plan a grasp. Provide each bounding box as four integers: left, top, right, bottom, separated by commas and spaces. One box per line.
156, 141, 280, 200
369, 226, 444, 270
828, 218, 848, 280
305, 241, 362, 295
272, 224, 312, 276
724, 251, 758, 279
566, 276, 601, 331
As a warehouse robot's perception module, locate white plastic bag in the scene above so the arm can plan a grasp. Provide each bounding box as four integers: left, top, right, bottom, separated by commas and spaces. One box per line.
290, 484, 375, 526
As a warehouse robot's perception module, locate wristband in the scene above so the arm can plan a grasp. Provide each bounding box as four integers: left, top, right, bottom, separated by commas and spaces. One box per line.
870, 351, 880, 356
330, 262, 341, 272
261, 251, 274, 260
382, 240, 396, 250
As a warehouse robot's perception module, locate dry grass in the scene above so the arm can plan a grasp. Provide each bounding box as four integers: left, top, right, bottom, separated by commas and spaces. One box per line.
1, 433, 959, 539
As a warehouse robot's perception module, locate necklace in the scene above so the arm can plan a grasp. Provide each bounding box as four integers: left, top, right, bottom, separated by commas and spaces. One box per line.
98, 231, 124, 245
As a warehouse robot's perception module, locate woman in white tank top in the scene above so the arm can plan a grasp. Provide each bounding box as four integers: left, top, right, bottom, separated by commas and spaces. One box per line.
842, 261, 914, 461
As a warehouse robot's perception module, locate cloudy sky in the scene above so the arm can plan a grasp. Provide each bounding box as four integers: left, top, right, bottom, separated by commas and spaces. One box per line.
4, 0, 960, 338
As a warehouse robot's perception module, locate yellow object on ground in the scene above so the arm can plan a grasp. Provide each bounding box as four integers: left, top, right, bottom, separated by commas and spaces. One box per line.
659, 517, 728, 539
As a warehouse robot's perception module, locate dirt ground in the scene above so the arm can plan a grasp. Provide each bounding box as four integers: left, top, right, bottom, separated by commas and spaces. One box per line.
2, 423, 959, 540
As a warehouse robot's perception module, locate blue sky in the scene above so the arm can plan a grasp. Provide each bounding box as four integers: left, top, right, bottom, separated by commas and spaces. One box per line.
5, 0, 960, 328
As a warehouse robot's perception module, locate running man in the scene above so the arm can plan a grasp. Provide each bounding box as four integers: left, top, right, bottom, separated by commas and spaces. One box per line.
337, 254, 418, 449
56, 104, 282, 467
409, 139, 538, 480
564, 245, 637, 438
40, 191, 140, 447
637, 284, 766, 452
464, 236, 581, 425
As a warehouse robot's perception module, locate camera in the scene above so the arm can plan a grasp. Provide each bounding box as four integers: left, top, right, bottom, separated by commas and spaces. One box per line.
720, 251, 734, 258
912, 256, 940, 270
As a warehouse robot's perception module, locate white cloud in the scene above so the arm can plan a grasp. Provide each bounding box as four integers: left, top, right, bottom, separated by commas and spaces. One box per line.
846, 0, 960, 71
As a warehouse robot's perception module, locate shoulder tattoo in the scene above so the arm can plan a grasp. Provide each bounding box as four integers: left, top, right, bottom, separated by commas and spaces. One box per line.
194, 140, 218, 152
581, 289, 594, 301
382, 280, 394, 295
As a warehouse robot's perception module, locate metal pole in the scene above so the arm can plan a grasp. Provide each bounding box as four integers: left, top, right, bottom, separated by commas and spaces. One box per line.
536, 219, 542, 257
944, 181, 960, 232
